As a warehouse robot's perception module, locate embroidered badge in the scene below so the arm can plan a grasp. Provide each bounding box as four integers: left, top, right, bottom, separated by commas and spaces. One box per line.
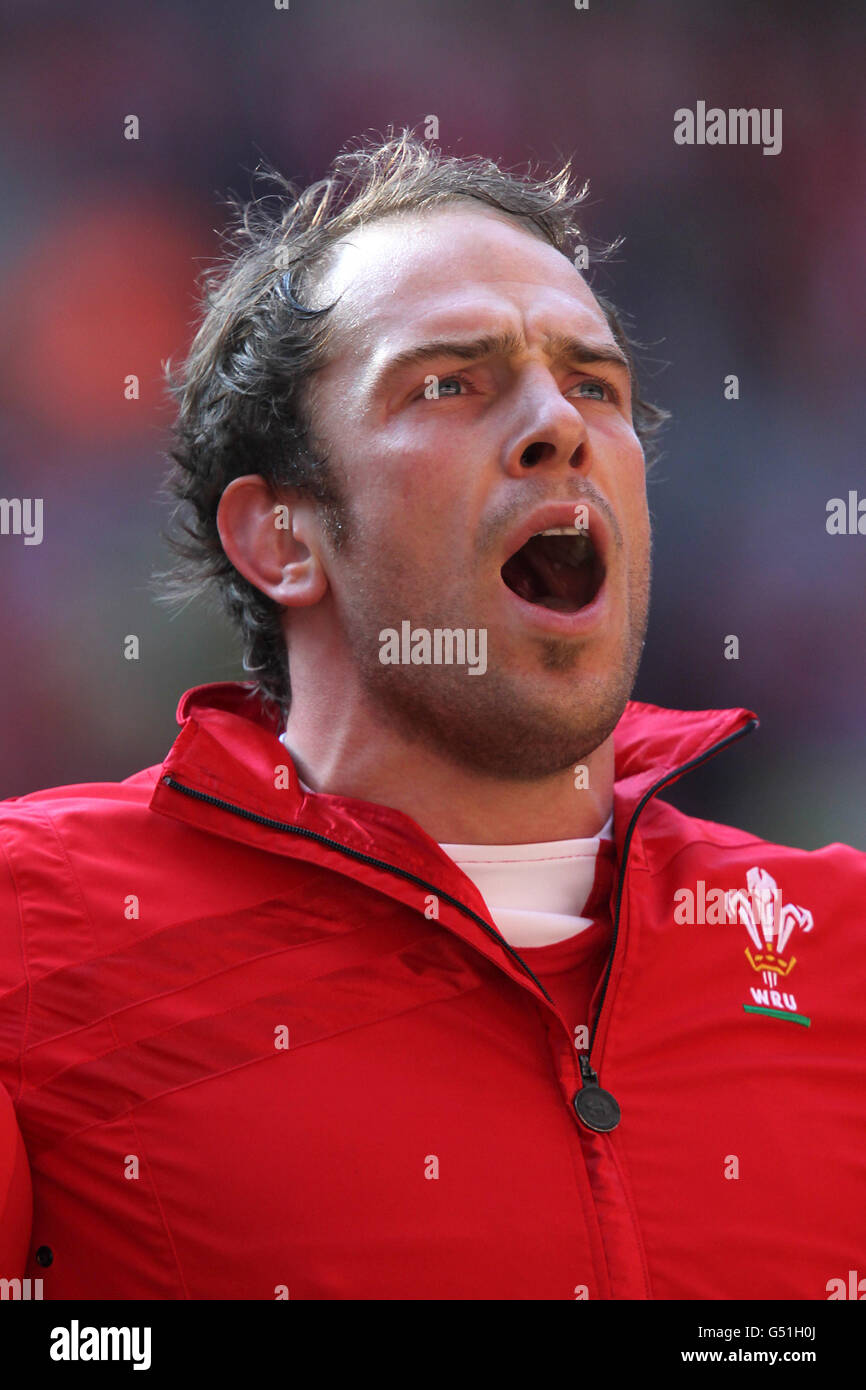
726, 867, 814, 1026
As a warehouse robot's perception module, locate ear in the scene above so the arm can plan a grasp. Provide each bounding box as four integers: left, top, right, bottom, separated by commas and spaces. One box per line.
216, 475, 329, 608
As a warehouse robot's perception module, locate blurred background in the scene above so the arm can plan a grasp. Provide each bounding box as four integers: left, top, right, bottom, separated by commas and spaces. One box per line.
0, 0, 863, 848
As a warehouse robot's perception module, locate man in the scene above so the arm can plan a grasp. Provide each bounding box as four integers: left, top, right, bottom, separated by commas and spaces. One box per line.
1, 131, 863, 1300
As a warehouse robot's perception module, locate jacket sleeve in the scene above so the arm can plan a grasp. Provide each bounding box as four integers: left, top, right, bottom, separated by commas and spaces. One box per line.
0, 1081, 32, 1277
0, 816, 32, 1277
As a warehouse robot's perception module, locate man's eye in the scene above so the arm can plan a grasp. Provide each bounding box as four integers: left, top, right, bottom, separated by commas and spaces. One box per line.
435, 375, 465, 397
571, 379, 610, 402
414, 373, 468, 402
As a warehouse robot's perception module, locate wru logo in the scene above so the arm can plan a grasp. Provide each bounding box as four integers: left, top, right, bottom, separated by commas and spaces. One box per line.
727, 867, 813, 1017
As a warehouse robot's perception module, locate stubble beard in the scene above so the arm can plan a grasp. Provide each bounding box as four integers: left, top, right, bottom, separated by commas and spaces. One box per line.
343, 552, 651, 782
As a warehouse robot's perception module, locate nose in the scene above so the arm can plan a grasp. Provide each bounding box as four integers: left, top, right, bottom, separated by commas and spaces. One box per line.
503, 366, 591, 478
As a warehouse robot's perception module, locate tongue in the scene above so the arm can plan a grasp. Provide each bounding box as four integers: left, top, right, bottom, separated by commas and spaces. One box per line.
520, 537, 589, 609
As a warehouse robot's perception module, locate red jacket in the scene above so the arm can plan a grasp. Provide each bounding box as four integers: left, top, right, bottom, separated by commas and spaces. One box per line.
0, 682, 864, 1300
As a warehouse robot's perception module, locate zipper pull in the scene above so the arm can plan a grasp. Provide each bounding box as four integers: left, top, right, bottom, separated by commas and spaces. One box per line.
574, 1054, 621, 1132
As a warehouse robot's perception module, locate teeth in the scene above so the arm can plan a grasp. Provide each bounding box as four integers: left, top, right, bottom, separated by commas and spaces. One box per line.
535, 528, 592, 549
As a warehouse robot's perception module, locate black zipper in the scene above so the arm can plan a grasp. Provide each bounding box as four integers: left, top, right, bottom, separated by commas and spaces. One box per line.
160, 773, 555, 1003
578, 716, 759, 1092
162, 712, 758, 1090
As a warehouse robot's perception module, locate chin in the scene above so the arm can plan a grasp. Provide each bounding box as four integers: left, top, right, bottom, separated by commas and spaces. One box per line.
423, 672, 631, 780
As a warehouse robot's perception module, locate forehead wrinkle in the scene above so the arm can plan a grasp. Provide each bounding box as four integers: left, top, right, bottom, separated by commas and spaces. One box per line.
312, 215, 617, 393
541, 329, 629, 371
361, 327, 523, 399
360, 320, 630, 402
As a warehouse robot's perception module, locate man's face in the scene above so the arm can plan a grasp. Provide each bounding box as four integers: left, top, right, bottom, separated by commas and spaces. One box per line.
301, 203, 651, 778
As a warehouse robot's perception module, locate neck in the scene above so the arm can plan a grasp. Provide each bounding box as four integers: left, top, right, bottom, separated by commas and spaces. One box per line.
282, 651, 615, 846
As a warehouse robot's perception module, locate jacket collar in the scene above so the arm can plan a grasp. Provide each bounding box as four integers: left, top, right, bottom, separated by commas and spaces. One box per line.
610, 697, 758, 805
151, 678, 757, 866
149, 681, 758, 1005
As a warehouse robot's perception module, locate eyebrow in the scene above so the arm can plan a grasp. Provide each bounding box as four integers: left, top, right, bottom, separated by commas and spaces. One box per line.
367, 328, 631, 397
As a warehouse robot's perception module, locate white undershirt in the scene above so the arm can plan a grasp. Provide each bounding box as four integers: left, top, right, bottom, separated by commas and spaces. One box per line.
438, 816, 614, 948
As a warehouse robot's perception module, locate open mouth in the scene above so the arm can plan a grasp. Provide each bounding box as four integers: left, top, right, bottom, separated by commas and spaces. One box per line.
500, 527, 606, 613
